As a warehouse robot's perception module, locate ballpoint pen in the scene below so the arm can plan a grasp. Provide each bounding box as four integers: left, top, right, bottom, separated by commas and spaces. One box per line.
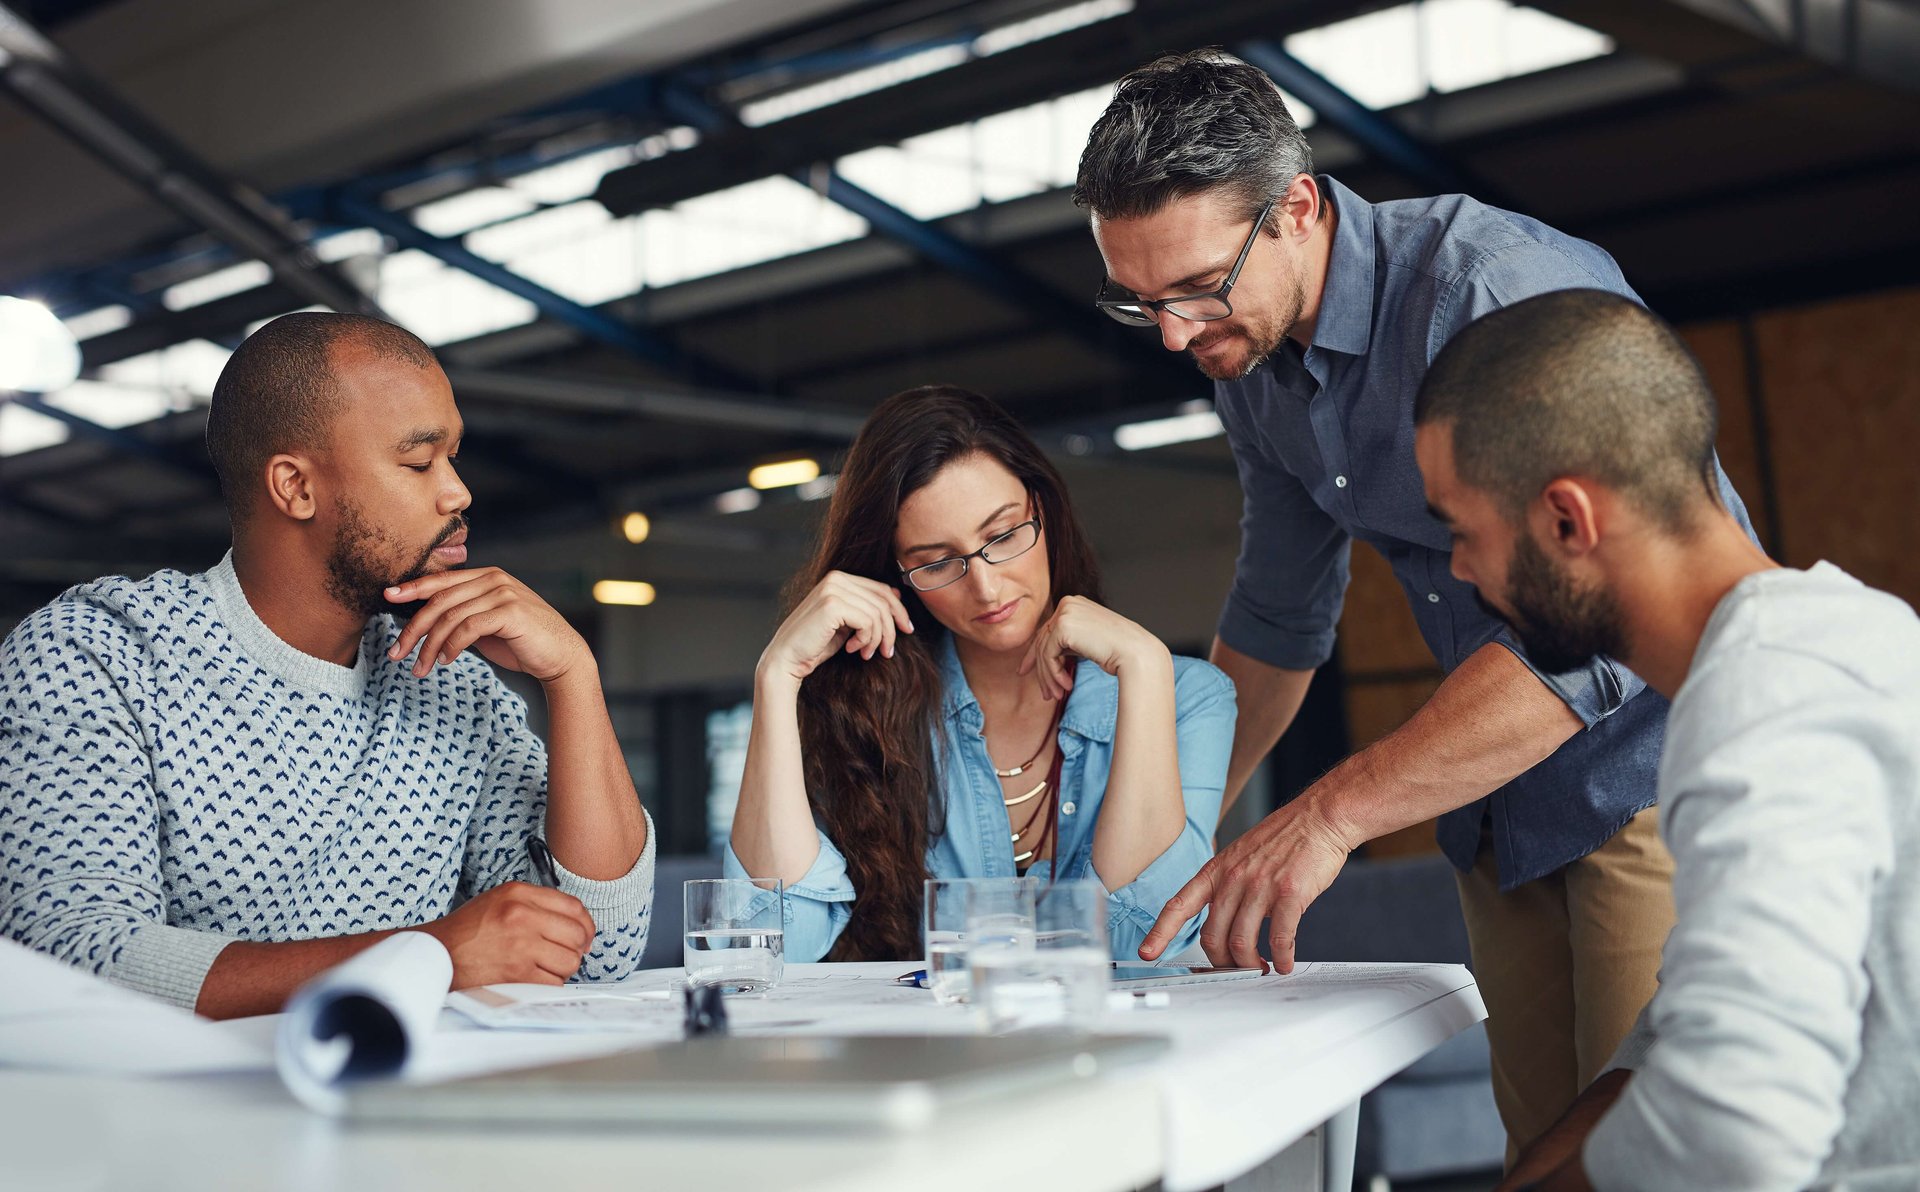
527, 835, 560, 886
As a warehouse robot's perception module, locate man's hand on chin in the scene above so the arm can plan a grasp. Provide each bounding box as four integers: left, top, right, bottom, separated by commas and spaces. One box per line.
383, 567, 591, 683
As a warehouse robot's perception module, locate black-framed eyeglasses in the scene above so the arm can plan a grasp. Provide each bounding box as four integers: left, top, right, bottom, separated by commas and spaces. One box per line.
1094, 196, 1278, 326
899, 518, 1042, 592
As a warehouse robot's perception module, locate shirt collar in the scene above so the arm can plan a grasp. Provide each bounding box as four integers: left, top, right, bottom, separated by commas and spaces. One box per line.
937, 630, 1115, 744
1306, 174, 1376, 358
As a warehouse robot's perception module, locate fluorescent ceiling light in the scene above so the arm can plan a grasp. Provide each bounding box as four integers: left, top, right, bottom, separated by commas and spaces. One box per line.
1113, 408, 1225, 451
748, 458, 821, 490
63, 304, 131, 341
740, 0, 1136, 127
973, 0, 1133, 56
714, 487, 763, 514
162, 260, 272, 311
741, 44, 970, 127
593, 580, 656, 606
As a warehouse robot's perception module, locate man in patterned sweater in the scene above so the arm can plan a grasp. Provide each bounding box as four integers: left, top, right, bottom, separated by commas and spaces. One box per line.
0, 312, 655, 1018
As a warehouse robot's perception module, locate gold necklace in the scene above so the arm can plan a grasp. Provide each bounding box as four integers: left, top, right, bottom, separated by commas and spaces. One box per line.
993, 725, 1053, 778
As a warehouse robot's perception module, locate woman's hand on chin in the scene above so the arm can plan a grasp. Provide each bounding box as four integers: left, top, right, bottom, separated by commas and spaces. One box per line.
757, 570, 916, 690
1018, 595, 1170, 700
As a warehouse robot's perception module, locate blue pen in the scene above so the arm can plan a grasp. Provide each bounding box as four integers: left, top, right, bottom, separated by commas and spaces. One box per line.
895, 968, 931, 989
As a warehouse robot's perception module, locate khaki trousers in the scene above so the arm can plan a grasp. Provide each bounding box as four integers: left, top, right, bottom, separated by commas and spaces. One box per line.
1453, 805, 1675, 1165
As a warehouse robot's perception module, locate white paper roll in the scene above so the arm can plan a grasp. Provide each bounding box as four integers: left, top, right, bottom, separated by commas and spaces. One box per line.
275, 931, 453, 1112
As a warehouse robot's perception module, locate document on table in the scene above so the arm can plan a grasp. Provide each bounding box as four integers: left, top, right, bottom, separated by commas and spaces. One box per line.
0, 936, 269, 1075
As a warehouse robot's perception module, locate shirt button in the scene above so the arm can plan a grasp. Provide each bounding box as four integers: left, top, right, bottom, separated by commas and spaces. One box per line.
1427, 592, 1441, 604
1334, 475, 1348, 488
1062, 801, 1077, 816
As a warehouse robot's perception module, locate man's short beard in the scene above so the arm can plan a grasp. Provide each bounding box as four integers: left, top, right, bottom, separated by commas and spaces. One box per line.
324, 498, 463, 619
1190, 272, 1304, 382
1490, 532, 1629, 675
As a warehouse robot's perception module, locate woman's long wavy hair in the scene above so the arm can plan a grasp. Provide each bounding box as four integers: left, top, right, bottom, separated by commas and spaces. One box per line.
795, 385, 1104, 961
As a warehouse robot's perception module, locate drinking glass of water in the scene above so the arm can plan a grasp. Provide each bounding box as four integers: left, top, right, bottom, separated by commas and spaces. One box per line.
925, 877, 1037, 1006
684, 877, 784, 995
970, 878, 1108, 1032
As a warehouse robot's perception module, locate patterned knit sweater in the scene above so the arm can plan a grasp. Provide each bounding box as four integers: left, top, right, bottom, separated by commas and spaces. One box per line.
0, 554, 654, 1008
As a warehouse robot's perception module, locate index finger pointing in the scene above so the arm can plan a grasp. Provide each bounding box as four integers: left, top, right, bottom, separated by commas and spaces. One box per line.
1139, 866, 1217, 960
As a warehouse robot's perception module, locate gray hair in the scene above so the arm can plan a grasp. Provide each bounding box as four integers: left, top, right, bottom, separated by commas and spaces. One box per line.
1415, 290, 1722, 533
1073, 48, 1314, 229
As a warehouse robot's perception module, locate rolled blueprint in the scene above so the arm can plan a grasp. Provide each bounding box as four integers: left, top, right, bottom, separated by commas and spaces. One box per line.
275, 931, 452, 1112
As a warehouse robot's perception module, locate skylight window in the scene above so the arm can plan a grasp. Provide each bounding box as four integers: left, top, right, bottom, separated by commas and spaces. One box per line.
0, 402, 68, 457
1284, 0, 1611, 110
411, 186, 538, 238
372, 250, 539, 346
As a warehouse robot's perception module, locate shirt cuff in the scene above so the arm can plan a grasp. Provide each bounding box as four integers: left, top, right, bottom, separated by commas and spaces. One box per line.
1104, 831, 1211, 954
111, 922, 238, 1010
1216, 595, 1336, 671
1600, 1008, 1657, 1076
551, 807, 656, 916
1487, 627, 1633, 728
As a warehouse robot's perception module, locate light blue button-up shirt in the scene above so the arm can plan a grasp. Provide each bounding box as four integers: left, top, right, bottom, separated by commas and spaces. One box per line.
726, 631, 1237, 961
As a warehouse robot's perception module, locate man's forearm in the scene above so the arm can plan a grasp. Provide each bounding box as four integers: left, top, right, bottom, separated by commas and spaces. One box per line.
1500, 1070, 1631, 1192
540, 661, 648, 880
195, 930, 400, 1019
1208, 637, 1314, 817
1311, 642, 1581, 845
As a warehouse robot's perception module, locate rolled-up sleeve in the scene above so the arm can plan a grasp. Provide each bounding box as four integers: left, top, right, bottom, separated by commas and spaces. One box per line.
1583, 696, 1894, 1192
1106, 661, 1237, 958
1214, 386, 1353, 670
724, 827, 856, 963
1429, 243, 1753, 728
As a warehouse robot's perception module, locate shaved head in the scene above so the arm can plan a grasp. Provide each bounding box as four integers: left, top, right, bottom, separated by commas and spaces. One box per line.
206, 312, 438, 524
1414, 289, 1721, 533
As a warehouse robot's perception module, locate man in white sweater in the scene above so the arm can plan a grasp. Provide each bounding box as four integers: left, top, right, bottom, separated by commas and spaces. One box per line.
0, 313, 655, 1019
1411, 288, 1919, 1191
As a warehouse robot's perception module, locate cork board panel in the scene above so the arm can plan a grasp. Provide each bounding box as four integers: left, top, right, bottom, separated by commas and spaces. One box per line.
1753, 286, 1920, 605
1679, 318, 1772, 548
1337, 541, 1438, 675
1346, 675, 1446, 859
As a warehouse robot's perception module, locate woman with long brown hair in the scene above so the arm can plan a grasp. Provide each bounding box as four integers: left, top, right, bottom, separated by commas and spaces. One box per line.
727, 386, 1236, 962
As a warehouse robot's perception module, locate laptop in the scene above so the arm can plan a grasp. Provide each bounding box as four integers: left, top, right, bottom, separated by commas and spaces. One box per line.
341, 1033, 1167, 1131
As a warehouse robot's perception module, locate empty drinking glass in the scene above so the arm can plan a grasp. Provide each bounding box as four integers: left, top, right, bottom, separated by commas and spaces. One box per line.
684, 877, 784, 995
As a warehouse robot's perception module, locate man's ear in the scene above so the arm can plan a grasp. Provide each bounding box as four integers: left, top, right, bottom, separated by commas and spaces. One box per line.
1277, 172, 1321, 242
264, 453, 318, 522
1531, 477, 1602, 560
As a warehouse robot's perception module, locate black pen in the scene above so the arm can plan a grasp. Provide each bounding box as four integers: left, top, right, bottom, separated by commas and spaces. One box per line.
527, 835, 560, 886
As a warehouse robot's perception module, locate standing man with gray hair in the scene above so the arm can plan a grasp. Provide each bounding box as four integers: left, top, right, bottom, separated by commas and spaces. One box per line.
1074, 49, 1753, 1157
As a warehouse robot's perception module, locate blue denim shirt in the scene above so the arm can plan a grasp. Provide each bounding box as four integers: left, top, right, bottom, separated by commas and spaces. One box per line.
1215, 175, 1754, 889
726, 631, 1237, 961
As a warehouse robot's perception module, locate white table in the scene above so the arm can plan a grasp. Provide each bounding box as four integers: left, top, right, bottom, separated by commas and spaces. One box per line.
0, 961, 1483, 1192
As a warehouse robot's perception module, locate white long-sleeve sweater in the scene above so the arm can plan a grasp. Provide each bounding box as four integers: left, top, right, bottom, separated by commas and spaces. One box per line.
1586, 562, 1920, 1192
0, 554, 653, 1009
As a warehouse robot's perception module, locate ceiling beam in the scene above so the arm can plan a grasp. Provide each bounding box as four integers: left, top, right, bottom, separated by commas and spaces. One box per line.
0, 4, 385, 318
593, 0, 1378, 215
